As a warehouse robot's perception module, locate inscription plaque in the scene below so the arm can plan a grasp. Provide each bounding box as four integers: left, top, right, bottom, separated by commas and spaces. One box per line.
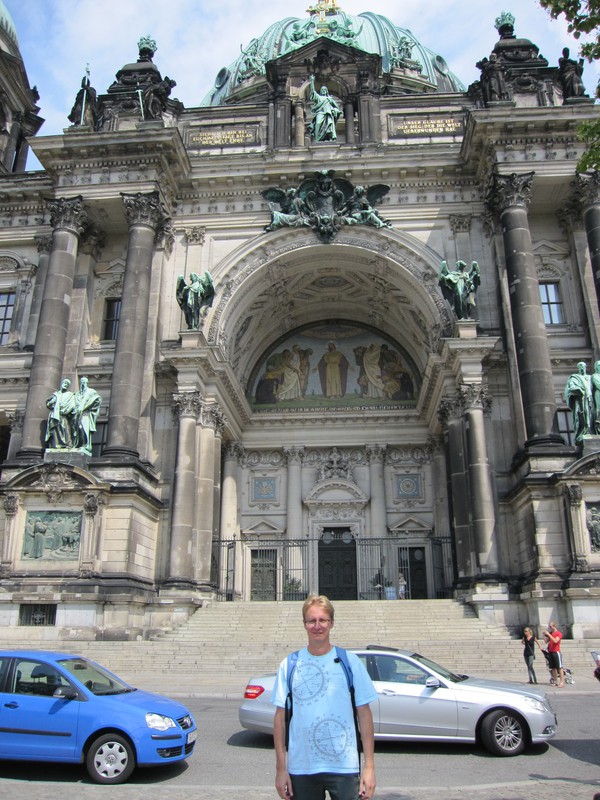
187, 126, 260, 148
389, 116, 463, 139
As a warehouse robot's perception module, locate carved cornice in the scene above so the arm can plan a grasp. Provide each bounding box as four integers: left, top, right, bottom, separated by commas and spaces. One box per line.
46, 196, 89, 236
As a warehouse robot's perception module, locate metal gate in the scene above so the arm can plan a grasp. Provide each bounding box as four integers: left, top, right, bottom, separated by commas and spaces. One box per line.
212, 534, 454, 601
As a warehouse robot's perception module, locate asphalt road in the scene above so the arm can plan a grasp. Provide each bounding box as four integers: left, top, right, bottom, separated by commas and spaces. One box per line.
0, 691, 598, 799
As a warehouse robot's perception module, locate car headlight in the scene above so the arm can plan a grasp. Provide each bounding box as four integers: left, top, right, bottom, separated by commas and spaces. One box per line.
523, 696, 549, 714
146, 713, 177, 731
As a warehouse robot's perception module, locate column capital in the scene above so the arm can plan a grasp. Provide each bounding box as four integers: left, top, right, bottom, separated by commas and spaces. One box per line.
565, 483, 583, 507
3, 493, 18, 516
366, 444, 386, 463
577, 170, 600, 209
46, 195, 89, 236
121, 190, 167, 231
224, 441, 245, 462
458, 383, 492, 414
34, 234, 53, 254
449, 213, 472, 234
283, 446, 305, 465
173, 391, 202, 419
485, 171, 534, 218
199, 401, 226, 433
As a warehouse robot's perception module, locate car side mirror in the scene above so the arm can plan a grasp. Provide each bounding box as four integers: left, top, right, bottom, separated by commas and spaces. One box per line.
425, 676, 440, 689
53, 686, 78, 700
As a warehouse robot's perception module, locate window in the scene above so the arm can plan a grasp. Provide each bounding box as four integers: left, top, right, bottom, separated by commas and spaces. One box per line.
0, 291, 15, 344
539, 282, 564, 325
556, 409, 574, 446
18, 604, 57, 626
102, 298, 121, 340
91, 420, 108, 457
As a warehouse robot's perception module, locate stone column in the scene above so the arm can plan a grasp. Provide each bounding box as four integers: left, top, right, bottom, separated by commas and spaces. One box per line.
104, 191, 167, 458
284, 447, 304, 538
18, 197, 88, 458
486, 172, 561, 447
293, 102, 305, 147
194, 402, 223, 588
564, 484, 589, 574
577, 171, 600, 313
367, 445, 387, 537
1, 493, 19, 574
220, 442, 243, 540
26, 235, 52, 350
439, 396, 473, 580
167, 392, 201, 586
344, 99, 355, 144
460, 384, 498, 575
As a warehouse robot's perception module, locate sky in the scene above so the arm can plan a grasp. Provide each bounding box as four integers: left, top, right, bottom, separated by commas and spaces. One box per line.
7, 0, 600, 168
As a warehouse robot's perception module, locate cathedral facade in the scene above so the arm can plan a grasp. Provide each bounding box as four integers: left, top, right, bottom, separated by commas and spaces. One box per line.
0, 1, 599, 640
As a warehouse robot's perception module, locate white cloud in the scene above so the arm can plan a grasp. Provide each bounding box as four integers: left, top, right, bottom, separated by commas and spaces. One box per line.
8, 0, 599, 142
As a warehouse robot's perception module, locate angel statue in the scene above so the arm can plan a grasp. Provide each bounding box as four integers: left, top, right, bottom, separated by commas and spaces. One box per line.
262, 188, 309, 232
439, 259, 480, 320
176, 271, 215, 330
342, 185, 391, 228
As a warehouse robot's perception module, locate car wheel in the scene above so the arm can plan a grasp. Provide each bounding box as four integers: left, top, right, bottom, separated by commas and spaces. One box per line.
86, 733, 135, 784
481, 709, 526, 756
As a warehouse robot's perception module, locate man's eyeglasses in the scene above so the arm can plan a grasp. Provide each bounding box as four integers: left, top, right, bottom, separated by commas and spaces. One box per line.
304, 618, 332, 626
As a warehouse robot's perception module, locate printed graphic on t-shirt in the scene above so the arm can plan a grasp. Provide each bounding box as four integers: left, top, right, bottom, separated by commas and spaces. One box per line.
310, 714, 352, 760
293, 661, 328, 703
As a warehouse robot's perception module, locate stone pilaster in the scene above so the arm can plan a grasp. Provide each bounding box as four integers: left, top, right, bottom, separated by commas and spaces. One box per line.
367, 444, 387, 537
194, 401, 223, 588
19, 197, 88, 459
486, 171, 561, 448
25, 235, 52, 350
219, 442, 243, 540
167, 392, 201, 586
104, 191, 168, 458
284, 446, 304, 538
565, 484, 590, 573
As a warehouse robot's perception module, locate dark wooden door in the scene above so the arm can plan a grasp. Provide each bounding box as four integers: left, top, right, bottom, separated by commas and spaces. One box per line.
318, 529, 357, 600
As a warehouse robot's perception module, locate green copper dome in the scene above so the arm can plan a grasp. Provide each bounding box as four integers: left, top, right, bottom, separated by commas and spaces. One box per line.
0, 1, 18, 50
201, 9, 465, 105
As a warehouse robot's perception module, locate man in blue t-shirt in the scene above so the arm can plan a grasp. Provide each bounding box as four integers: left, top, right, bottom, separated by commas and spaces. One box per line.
272, 594, 377, 800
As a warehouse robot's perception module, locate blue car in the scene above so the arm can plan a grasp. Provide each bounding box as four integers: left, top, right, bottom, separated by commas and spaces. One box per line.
0, 650, 197, 784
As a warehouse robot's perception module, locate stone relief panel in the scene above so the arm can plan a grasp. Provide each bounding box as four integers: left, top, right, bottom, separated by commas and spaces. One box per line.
585, 503, 600, 553
22, 511, 83, 561
248, 321, 419, 411
393, 473, 423, 505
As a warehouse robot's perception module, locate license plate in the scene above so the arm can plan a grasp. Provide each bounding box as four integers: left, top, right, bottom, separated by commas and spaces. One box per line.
187, 730, 198, 745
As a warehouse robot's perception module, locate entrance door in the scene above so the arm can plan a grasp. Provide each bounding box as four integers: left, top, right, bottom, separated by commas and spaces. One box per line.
318, 529, 357, 600
398, 545, 428, 599
250, 548, 277, 600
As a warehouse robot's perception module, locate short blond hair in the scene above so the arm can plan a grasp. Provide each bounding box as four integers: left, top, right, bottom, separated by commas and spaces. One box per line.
302, 594, 334, 622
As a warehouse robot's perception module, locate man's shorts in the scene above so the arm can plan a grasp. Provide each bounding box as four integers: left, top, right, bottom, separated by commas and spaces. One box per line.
290, 772, 360, 800
547, 651, 562, 670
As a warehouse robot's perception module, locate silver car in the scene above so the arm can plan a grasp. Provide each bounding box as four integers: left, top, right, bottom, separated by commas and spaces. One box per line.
239, 645, 557, 756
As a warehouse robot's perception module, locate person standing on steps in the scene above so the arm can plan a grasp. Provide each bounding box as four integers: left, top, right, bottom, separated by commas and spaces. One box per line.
272, 594, 377, 800
521, 626, 542, 684
544, 620, 565, 688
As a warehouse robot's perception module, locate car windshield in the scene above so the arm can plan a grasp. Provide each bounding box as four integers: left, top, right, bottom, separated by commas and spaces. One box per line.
410, 652, 466, 682
58, 657, 135, 695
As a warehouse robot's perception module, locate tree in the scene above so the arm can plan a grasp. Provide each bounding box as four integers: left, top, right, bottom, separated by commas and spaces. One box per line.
538, 0, 600, 170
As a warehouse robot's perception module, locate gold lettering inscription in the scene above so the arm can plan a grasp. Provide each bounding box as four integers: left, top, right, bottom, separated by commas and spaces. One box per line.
188, 128, 259, 147
389, 117, 463, 138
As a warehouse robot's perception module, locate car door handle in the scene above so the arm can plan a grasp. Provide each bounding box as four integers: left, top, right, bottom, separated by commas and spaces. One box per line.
380, 689, 400, 696
4, 702, 18, 708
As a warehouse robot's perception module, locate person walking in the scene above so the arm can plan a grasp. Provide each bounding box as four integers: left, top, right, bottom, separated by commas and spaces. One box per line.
543, 620, 565, 688
521, 627, 542, 684
272, 594, 377, 800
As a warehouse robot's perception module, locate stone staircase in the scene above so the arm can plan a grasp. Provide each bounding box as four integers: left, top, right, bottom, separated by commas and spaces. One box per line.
0, 600, 598, 694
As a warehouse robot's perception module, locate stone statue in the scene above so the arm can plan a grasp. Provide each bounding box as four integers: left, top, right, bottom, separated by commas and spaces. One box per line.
176, 271, 215, 330
143, 76, 176, 120
558, 48, 587, 101
439, 260, 481, 320
68, 74, 100, 128
45, 378, 77, 449
342, 185, 391, 229
591, 361, 600, 434
476, 53, 509, 104
308, 75, 341, 142
565, 361, 593, 443
74, 376, 102, 454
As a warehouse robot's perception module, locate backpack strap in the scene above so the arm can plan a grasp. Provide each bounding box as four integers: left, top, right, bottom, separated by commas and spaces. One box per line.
334, 647, 363, 756
284, 651, 299, 750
